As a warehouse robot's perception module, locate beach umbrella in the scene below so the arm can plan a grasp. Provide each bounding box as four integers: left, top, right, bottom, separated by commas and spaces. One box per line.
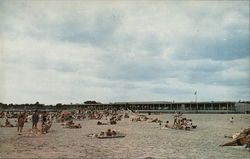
61, 110, 71, 115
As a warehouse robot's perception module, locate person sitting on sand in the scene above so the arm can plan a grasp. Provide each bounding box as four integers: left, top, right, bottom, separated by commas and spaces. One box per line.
172, 118, 178, 128
112, 130, 117, 136
159, 122, 162, 128
0, 119, 14, 127
106, 129, 112, 136
66, 120, 74, 127
187, 119, 192, 126
110, 120, 117, 125
97, 121, 102, 125
164, 121, 171, 128
5, 118, 10, 125
5, 119, 14, 127
99, 131, 105, 136
124, 113, 129, 118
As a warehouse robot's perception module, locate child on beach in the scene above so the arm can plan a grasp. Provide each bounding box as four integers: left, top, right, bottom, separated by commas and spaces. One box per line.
230, 117, 234, 124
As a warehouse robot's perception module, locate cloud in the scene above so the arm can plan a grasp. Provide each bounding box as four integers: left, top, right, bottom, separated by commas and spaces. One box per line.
0, 0, 249, 104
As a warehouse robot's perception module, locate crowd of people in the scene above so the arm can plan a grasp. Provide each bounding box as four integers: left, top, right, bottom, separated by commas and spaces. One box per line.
172, 112, 196, 130
88, 129, 120, 138
0, 110, 249, 152
0, 111, 53, 135
131, 112, 196, 130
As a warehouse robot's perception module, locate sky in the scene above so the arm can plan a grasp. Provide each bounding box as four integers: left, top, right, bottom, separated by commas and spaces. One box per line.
0, 0, 249, 104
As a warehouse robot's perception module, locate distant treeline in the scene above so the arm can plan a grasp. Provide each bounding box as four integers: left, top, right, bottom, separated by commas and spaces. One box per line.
0, 101, 102, 108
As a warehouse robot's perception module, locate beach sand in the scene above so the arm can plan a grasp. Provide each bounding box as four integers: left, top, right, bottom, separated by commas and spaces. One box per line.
0, 114, 249, 159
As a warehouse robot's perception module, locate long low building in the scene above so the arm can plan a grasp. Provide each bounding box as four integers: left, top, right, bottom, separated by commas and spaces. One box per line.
113, 101, 250, 114
0, 101, 249, 114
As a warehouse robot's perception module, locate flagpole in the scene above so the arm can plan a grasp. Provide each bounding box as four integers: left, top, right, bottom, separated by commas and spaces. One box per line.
195, 93, 197, 103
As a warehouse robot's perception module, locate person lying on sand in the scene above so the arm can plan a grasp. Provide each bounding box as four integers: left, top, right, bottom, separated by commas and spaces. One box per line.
70, 124, 82, 129
143, 116, 149, 121
132, 117, 142, 122
88, 131, 105, 138
150, 118, 162, 123
151, 118, 158, 122
97, 121, 108, 125
65, 120, 82, 128
220, 135, 249, 147
220, 129, 250, 147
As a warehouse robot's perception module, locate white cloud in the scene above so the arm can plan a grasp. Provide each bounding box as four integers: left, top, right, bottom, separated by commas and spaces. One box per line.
0, 0, 249, 104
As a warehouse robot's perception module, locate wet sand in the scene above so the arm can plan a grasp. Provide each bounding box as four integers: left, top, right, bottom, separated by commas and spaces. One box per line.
0, 114, 249, 159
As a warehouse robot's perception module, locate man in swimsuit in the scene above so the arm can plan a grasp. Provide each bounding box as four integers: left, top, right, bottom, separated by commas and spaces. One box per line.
32, 111, 39, 129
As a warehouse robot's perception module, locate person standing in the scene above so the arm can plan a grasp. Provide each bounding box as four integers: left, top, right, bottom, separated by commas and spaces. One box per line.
17, 113, 25, 133
32, 111, 39, 129
42, 111, 47, 126
230, 117, 234, 124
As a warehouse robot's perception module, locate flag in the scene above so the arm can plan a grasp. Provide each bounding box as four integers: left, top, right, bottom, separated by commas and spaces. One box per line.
194, 91, 197, 95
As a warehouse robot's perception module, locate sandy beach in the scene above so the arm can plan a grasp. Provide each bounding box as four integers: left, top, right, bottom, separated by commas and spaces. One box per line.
0, 114, 249, 159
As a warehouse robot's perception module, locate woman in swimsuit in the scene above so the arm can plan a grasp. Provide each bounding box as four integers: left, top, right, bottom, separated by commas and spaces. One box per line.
17, 114, 25, 133
220, 135, 249, 146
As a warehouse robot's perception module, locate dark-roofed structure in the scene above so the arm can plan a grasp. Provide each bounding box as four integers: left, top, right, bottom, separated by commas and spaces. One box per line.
0, 101, 249, 114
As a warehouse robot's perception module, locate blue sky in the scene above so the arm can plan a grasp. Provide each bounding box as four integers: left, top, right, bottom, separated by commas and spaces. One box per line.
0, 0, 249, 104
